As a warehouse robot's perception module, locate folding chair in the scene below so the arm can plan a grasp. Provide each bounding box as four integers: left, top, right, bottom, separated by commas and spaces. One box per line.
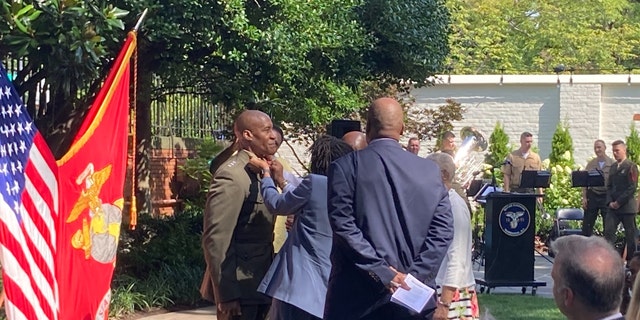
548, 208, 584, 257
555, 208, 584, 237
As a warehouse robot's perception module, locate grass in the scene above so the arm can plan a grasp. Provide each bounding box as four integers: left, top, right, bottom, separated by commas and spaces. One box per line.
477, 294, 564, 319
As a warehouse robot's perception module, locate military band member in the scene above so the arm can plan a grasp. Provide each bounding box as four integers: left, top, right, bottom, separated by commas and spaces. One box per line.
582, 139, 614, 236
502, 132, 542, 193
604, 140, 638, 264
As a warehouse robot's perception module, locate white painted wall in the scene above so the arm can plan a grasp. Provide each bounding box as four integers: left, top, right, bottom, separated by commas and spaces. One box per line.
277, 74, 640, 175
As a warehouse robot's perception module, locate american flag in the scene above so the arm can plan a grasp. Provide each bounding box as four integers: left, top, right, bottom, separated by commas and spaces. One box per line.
0, 65, 59, 320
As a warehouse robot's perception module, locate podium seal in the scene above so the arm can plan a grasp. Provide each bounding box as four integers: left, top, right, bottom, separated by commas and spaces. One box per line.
498, 202, 530, 237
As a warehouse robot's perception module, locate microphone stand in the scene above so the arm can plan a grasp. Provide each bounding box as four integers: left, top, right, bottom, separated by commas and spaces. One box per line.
491, 167, 498, 193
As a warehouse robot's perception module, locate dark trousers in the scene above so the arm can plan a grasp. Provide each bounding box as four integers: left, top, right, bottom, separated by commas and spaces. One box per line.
582, 192, 607, 236
359, 304, 435, 320
270, 299, 320, 320
218, 304, 270, 320
604, 211, 638, 262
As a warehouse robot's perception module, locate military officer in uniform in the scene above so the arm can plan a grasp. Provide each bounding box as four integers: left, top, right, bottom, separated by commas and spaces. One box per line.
605, 140, 638, 263
200, 110, 279, 320
582, 139, 614, 236
502, 131, 542, 193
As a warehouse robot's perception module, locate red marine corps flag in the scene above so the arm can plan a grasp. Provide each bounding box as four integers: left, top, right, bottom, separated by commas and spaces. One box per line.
55, 31, 136, 320
0, 29, 137, 319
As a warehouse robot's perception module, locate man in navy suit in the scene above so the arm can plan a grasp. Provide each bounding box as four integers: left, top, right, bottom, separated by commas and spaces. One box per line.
324, 97, 454, 319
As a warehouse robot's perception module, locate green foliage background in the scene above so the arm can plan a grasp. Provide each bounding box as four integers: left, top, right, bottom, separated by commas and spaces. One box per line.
539, 123, 581, 238
626, 123, 640, 165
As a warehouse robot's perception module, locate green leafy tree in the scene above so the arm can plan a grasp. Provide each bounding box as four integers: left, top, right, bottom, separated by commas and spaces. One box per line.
626, 123, 640, 165
3, 0, 452, 212
179, 139, 225, 207
405, 99, 465, 152
358, 0, 450, 81
445, 0, 640, 73
0, 1, 129, 154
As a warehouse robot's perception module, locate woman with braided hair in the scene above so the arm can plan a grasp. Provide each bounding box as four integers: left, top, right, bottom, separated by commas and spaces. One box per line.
249, 135, 353, 320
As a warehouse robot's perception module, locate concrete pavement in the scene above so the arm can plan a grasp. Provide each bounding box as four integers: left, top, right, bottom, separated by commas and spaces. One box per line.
137, 252, 555, 319
137, 306, 217, 319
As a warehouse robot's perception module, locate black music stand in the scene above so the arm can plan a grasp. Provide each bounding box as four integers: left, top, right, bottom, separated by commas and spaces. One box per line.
519, 170, 551, 189
326, 120, 361, 139
473, 183, 503, 204
571, 170, 605, 188
467, 179, 484, 197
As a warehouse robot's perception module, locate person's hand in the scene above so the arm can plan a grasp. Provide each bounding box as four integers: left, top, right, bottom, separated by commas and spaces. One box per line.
270, 160, 285, 183
285, 215, 295, 231
610, 201, 620, 209
270, 159, 283, 175
581, 198, 587, 209
387, 266, 410, 293
217, 300, 241, 318
433, 303, 449, 320
249, 156, 270, 171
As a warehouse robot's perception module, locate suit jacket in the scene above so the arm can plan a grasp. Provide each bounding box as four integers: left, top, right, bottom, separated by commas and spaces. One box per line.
200, 150, 274, 305
607, 159, 638, 214
257, 174, 332, 318
325, 138, 454, 319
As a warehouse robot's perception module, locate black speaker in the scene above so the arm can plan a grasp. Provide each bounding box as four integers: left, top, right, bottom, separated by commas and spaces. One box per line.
327, 120, 361, 138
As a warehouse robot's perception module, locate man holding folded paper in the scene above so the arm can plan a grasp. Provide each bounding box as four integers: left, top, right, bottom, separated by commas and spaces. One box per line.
325, 97, 454, 319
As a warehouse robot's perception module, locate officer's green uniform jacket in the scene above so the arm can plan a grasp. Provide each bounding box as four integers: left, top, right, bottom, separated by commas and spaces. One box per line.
200, 149, 274, 305
607, 159, 639, 214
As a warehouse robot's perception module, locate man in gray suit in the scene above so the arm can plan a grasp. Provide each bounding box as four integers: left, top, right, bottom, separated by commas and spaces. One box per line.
325, 97, 453, 319
551, 235, 625, 320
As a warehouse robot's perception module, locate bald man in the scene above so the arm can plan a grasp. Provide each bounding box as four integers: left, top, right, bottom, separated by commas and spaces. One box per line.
325, 97, 453, 319
551, 235, 625, 320
342, 131, 368, 150
201, 110, 278, 320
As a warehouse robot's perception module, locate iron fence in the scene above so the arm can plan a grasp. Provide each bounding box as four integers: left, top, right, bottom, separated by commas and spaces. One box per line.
4, 58, 233, 139
150, 87, 233, 140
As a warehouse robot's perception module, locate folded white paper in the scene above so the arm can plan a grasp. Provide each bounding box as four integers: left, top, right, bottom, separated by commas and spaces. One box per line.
390, 274, 435, 313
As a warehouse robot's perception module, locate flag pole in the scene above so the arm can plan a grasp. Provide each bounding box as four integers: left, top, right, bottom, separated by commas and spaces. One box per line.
129, 8, 146, 229
132, 8, 149, 33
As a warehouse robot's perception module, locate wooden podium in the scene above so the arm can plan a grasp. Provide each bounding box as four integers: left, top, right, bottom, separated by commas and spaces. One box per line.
475, 192, 546, 295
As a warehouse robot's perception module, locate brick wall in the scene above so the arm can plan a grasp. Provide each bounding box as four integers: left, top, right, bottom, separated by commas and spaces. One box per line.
148, 136, 198, 216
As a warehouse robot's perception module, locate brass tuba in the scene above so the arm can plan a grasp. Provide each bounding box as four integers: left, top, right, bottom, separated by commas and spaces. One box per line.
453, 127, 488, 188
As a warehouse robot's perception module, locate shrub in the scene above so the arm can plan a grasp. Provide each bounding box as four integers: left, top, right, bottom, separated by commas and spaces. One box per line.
483, 122, 510, 185
485, 122, 510, 168
117, 208, 204, 277
549, 122, 574, 164
540, 123, 581, 241
626, 123, 640, 165
112, 207, 206, 317
179, 139, 226, 208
